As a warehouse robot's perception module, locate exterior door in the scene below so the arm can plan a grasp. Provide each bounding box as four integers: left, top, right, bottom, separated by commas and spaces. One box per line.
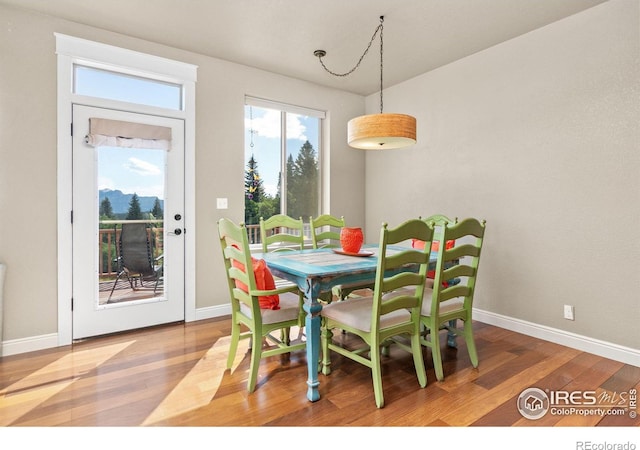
72, 105, 185, 339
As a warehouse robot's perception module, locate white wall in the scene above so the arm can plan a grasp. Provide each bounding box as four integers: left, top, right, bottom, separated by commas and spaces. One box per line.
2, 0, 638, 361
0, 4, 365, 347
365, 0, 639, 352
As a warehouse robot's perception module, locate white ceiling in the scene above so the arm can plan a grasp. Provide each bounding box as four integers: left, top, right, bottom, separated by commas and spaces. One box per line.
2, 0, 607, 95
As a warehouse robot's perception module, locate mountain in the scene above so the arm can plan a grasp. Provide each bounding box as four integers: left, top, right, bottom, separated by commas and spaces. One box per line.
99, 189, 163, 214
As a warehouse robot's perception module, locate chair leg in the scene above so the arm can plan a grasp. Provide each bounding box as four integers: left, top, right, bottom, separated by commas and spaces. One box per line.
371, 346, 385, 408
280, 328, 291, 346
226, 322, 241, 369
411, 331, 427, 388
430, 326, 444, 381
297, 293, 305, 328
153, 276, 161, 294
321, 324, 333, 375
464, 320, 479, 368
247, 332, 262, 393
107, 271, 125, 302
125, 271, 136, 290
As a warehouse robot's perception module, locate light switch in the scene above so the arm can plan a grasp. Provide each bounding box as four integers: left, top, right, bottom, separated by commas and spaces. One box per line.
216, 198, 228, 209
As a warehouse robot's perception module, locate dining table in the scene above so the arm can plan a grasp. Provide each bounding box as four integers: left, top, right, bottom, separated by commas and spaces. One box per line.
257, 244, 447, 402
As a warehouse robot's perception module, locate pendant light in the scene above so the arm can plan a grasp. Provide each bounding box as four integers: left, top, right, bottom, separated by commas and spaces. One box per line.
314, 16, 417, 150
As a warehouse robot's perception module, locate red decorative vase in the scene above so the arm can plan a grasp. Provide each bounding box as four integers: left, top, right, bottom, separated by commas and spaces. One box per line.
340, 227, 364, 254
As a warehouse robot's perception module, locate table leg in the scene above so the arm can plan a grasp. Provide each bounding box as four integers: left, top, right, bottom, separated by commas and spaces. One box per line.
304, 279, 322, 402
447, 319, 457, 348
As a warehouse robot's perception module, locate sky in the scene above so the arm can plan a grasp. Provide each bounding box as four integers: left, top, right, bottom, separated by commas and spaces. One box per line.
98, 147, 165, 199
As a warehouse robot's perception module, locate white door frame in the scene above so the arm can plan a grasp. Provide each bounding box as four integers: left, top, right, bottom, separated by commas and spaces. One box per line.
56, 34, 197, 346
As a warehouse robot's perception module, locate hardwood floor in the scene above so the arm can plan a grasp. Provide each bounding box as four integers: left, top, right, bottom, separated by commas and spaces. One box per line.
0, 316, 638, 429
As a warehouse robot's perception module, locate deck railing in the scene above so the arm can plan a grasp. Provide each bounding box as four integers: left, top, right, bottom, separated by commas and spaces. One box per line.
242, 223, 310, 246
99, 220, 164, 278
246, 224, 261, 244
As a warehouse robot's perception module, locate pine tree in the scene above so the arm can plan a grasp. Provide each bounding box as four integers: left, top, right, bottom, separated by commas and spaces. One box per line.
244, 155, 265, 202
285, 153, 296, 215
151, 198, 163, 219
273, 172, 282, 215
126, 193, 143, 220
100, 197, 114, 218
288, 140, 318, 219
244, 155, 265, 225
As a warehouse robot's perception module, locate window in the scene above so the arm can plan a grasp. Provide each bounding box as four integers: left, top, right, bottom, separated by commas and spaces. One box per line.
243, 97, 324, 227
74, 65, 183, 110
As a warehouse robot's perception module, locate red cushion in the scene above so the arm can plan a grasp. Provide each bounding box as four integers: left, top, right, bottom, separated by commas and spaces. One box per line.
411, 239, 455, 284
411, 239, 455, 251
231, 247, 280, 310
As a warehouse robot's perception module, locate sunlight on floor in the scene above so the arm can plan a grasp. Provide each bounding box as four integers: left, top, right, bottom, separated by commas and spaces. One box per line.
141, 335, 248, 425
0, 326, 307, 426
0, 341, 135, 426
142, 325, 305, 425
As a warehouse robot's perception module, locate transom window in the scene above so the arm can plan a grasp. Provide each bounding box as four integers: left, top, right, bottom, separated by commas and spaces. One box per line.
74, 65, 183, 110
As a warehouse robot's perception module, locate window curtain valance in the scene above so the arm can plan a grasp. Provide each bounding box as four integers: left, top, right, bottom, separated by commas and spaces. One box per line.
85, 118, 172, 150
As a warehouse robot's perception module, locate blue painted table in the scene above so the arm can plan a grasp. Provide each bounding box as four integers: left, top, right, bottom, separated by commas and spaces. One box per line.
258, 244, 439, 402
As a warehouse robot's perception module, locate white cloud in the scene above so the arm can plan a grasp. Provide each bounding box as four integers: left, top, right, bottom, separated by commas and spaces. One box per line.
98, 176, 115, 191
124, 157, 162, 176
286, 114, 307, 141
245, 109, 307, 141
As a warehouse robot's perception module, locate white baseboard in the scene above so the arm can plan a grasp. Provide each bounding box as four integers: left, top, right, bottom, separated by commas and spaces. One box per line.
1, 333, 59, 357
0, 306, 231, 357
3, 306, 637, 367
194, 303, 231, 321
473, 308, 640, 367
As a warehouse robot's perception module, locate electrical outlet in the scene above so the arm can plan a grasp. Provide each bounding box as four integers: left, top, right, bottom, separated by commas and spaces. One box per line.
563, 304, 575, 321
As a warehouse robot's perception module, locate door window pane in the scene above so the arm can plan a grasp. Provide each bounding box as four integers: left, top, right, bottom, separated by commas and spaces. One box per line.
98, 146, 165, 304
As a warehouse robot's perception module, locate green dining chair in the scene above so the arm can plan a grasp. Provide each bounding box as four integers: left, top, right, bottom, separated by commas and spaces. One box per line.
320, 219, 434, 408
310, 214, 345, 249
260, 214, 305, 253
309, 214, 374, 303
218, 218, 306, 393
420, 214, 459, 347
259, 214, 306, 325
419, 217, 486, 381
309, 214, 343, 303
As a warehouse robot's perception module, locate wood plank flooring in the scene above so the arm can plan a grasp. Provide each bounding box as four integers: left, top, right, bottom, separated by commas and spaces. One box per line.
1, 317, 638, 429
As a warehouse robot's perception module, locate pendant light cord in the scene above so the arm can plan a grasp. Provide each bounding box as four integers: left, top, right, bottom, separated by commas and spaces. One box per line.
378, 18, 383, 114
315, 16, 385, 113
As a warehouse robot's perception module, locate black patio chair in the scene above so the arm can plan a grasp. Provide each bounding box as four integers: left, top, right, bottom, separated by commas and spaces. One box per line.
108, 223, 163, 302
